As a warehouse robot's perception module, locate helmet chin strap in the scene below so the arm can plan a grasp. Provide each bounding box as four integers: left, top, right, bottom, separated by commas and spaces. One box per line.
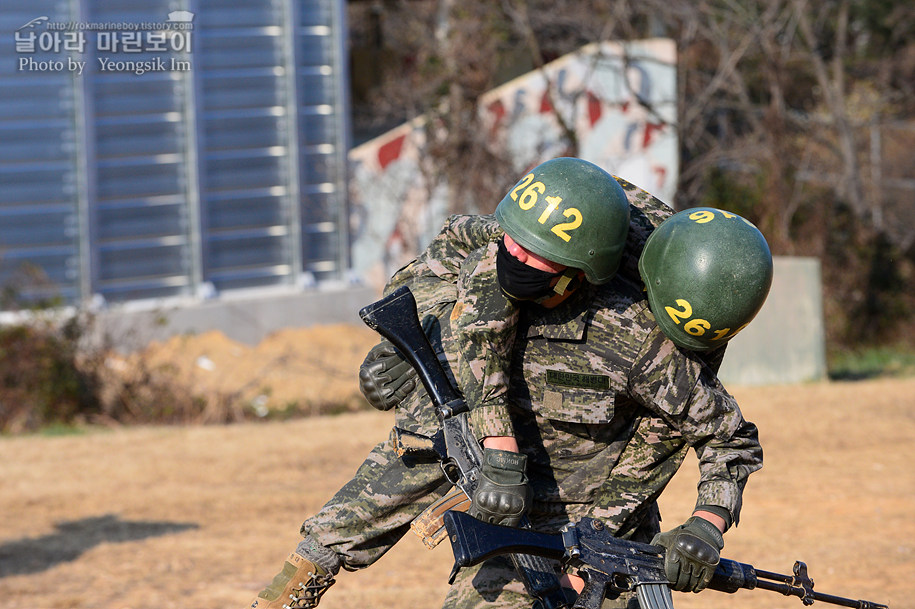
531, 270, 584, 309
551, 269, 580, 295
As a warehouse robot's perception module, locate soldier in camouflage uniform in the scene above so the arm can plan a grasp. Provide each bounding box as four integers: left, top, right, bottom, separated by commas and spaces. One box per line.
250, 157, 633, 608
400, 205, 771, 609
439, 205, 773, 608
249, 158, 773, 609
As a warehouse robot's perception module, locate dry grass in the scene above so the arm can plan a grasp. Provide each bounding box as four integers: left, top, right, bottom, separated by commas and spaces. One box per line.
1, 376, 912, 609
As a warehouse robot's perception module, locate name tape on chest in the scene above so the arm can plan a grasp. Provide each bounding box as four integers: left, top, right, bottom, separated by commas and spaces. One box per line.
546, 369, 610, 390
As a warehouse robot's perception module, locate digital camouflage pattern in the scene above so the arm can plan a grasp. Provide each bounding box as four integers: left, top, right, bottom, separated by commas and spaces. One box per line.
383, 175, 677, 442
296, 177, 763, 609
448, 240, 519, 439
299, 435, 452, 569
506, 276, 760, 532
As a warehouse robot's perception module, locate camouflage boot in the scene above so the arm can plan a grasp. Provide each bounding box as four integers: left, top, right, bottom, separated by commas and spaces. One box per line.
250, 548, 337, 609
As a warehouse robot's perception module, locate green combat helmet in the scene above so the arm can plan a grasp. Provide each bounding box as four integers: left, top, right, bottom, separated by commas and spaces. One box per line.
638, 207, 773, 351
495, 157, 630, 285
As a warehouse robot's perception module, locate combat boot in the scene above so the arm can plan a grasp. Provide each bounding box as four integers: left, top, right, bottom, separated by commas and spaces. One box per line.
250, 551, 336, 609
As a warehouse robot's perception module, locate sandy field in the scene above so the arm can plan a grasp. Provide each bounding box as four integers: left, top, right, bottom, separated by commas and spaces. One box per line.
0, 324, 912, 609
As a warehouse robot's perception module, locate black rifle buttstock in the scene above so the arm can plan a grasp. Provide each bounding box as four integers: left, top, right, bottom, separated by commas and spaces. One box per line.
361, 287, 572, 609
358, 285, 466, 416
444, 511, 571, 609
444, 510, 565, 568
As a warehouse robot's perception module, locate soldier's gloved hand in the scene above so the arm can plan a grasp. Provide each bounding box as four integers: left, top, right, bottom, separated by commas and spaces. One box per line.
468, 448, 531, 527
358, 340, 417, 411
651, 516, 724, 593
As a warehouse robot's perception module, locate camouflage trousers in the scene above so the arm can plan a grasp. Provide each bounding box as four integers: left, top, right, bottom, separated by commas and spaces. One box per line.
298, 429, 646, 609
300, 432, 452, 570
299, 435, 553, 609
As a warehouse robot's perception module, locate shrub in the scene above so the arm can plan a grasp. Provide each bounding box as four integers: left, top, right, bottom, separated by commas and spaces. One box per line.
0, 312, 252, 434
0, 314, 101, 433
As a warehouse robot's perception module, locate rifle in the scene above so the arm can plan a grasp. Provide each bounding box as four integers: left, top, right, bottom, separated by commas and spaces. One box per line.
359, 285, 569, 609
443, 510, 889, 609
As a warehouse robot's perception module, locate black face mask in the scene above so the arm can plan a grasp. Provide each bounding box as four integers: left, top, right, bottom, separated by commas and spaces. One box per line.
496, 239, 565, 302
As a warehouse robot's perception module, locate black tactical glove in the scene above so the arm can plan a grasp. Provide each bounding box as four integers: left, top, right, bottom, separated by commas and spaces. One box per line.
651, 516, 724, 593
468, 448, 531, 527
358, 340, 417, 411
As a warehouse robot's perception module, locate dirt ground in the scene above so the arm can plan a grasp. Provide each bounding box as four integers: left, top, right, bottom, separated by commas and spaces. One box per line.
0, 324, 913, 609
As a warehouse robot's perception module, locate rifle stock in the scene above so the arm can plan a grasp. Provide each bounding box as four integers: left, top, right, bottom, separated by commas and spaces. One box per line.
444, 511, 889, 609
359, 285, 569, 609
444, 504, 565, 567
359, 285, 466, 418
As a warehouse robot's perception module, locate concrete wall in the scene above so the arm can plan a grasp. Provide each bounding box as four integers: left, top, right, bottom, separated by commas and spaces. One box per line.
96, 283, 379, 351
349, 39, 679, 289
717, 256, 827, 386
96, 257, 826, 387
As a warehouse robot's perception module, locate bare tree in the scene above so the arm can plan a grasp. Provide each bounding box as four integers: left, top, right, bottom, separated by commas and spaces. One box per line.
348, 0, 915, 346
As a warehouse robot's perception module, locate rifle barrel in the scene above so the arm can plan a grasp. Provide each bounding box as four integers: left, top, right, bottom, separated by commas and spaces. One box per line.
753, 579, 888, 609
744, 562, 888, 609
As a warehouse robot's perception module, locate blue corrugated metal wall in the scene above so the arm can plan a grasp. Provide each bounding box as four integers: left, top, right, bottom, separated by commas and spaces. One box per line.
0, 0, 350, 307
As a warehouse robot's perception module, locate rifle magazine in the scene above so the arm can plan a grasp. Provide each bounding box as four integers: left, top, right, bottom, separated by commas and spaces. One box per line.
636, 583, 675, 609
410, 487, 471, 549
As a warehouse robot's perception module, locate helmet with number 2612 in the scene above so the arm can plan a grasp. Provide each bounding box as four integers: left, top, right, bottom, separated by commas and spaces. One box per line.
495, 157, 630, 285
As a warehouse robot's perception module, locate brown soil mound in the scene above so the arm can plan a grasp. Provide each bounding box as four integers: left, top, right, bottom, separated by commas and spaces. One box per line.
105, 325, 380, 419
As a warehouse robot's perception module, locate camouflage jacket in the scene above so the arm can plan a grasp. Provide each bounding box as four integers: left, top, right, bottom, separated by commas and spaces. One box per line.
385, 178, 677, 437
385, 214, 516, 438
507, 275, 760, 534
382, 179, 760, 530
